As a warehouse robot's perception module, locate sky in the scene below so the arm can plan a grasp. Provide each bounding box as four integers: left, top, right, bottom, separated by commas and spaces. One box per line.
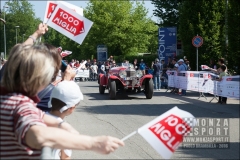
1, 1, 158, 22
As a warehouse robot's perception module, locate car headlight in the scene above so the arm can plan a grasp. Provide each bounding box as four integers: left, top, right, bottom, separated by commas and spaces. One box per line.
119, 70, 127, 78
135, 70, 143, 77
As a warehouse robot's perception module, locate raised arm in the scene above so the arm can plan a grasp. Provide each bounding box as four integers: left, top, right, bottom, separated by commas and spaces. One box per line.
61, 65, 76, 81
23, 23, 48, 46
14, 103, 124, 154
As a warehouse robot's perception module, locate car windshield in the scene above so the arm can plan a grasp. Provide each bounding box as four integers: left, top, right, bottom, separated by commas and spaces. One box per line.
121, 63, 134, 68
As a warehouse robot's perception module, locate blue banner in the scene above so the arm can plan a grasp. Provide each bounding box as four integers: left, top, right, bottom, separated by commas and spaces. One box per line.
97, 45, 108, 61
158, 27, 177, 62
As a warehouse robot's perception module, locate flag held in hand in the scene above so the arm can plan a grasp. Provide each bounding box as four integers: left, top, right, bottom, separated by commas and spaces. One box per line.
61, 50, 72, 58
137, 106, 196, 159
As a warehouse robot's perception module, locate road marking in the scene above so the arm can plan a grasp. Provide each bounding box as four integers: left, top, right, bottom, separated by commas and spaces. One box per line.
163, 96, 191, 104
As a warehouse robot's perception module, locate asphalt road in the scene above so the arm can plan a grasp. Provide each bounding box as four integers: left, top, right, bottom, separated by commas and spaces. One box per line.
65, 81, 239, 159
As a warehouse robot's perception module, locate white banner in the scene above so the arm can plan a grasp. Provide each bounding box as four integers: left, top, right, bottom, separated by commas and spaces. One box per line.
47, 3, 93, 45
74, 69, 89, 78
166, 70, 175, 87
167, 70, 240, 99
138, 106, 196, 159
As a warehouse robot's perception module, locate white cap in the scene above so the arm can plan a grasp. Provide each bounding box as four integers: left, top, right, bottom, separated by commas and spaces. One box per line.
174, 63, 179, 67
48, 81, 83, 113
178, 59, 184, 63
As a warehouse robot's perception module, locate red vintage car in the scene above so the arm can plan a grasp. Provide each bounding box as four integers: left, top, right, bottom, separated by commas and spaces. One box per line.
98, 63, 153, 99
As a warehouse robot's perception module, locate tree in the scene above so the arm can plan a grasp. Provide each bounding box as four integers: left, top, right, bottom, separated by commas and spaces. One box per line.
66, 0, 158, 61
151, 0, 183, 27
0, 0, 41, 57
227, 0, 240, 74
178, 0, 226, 70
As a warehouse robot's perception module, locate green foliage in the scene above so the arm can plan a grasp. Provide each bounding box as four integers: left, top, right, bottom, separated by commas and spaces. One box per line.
178, 0, 226, 70
151, 0, 183, 27
2, 0, 238, 75
68, 0, 158, 61
43, 0, 158, 62
0, 0, 41, 56
227, 0, 240, 74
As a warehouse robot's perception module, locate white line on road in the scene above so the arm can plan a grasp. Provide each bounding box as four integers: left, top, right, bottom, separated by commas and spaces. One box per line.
163, 96, 192, 104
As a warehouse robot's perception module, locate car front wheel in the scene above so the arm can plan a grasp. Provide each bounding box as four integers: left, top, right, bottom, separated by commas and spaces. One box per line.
108, 80, 116, 99
99, 85, 105, 94
145, 79, 153, 99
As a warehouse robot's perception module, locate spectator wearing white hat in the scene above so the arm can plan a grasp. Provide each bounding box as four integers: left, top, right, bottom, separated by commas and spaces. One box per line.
47, 80, 84, 159
177, 59, 188, 95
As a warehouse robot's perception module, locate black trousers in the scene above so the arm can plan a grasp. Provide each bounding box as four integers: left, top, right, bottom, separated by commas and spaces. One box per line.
218, 96, 227, 103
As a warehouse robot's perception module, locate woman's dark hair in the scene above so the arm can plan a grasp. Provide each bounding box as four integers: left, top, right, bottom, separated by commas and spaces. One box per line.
210, 59, 215, 64
218, 58, 225, 64
50, 98, 66, 111
44, 43, 62, 82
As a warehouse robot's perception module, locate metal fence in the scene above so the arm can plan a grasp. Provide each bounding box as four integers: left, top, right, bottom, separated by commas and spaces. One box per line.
41, 147, 54, 159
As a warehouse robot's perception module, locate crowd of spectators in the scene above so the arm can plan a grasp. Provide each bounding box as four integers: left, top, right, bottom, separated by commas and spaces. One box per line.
62, 56, 118, 81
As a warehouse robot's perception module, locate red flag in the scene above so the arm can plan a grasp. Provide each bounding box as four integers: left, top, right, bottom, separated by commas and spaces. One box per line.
137, 107, 195, 159
61, 50, 72, 57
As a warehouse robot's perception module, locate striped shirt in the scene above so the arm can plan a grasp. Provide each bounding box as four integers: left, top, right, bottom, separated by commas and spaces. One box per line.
0, 87, 46, 159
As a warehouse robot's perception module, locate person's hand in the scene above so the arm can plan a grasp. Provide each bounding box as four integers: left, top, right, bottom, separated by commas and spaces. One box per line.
35, 23, 48, 38
91, 136, 124, 154
23, 23, 48, 45
62, 65, 76, 81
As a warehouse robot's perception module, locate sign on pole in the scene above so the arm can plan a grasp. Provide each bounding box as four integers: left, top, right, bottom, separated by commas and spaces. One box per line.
192, 35, 203, 71
192, 36, 203, 48
158, 27, 177, 62
97, 45, 107, 61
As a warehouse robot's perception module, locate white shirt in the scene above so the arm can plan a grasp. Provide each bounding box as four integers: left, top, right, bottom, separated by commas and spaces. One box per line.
70, 62, 75, 67
45, 113, 72, 159
91, 64, 98, 73
101, 65, 105, 71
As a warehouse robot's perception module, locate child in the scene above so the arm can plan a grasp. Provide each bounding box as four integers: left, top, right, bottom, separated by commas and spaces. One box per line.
47, 80, 84, 159
217, 65, 228, 104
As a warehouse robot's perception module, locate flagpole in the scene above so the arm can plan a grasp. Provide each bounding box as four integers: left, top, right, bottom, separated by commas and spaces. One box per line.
77, 60, 87, 72
121, 131, 137, 141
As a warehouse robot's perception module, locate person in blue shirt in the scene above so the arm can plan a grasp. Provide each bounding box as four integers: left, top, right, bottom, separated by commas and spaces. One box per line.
139, 59, 146, 75
177, 59, 188, 95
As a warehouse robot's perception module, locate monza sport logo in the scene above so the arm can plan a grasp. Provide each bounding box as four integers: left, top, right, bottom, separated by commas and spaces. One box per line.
181, 118, 230, 149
